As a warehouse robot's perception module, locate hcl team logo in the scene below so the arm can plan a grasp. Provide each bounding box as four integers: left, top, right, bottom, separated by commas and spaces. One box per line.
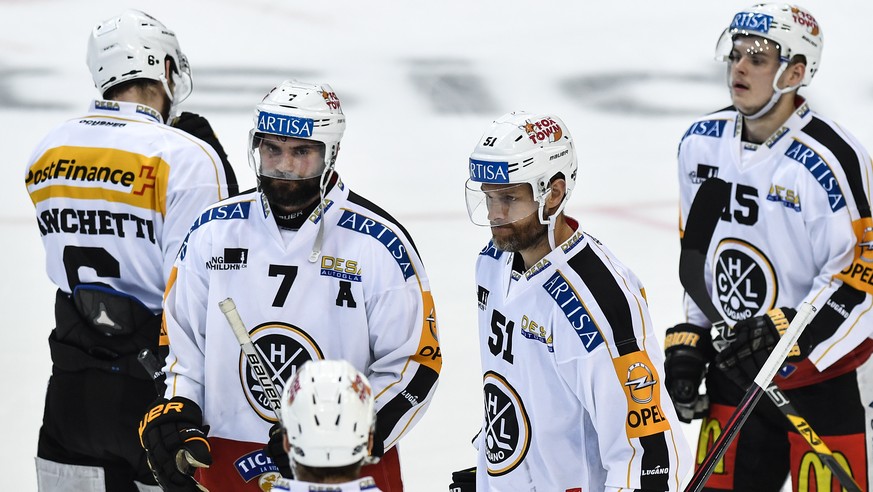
240, 322, 324, 422
712, 239, 777, 322
482, 371, 530, 477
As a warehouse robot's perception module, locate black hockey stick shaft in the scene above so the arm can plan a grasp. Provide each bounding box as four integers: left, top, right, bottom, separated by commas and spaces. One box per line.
679, 178, 860, 492
685, 381, 762, 492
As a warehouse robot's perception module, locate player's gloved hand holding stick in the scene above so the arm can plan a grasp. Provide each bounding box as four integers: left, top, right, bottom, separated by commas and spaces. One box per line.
139, 397, 212, 492
685, 302, 816, 492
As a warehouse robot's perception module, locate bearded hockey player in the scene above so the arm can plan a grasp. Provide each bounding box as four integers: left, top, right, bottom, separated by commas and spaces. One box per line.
25, 9, 236, 491
664, 3, 873, 490
139, 80, 441, 491
270, 359, 383, 491
461, 111, 691, 490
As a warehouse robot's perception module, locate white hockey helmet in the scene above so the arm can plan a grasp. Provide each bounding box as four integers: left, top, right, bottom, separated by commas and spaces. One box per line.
465, 111, 577, 227
715, 3, 822, 87
86, 10, 192, 106
280, 360, 375, 469
248, 80, 346, 181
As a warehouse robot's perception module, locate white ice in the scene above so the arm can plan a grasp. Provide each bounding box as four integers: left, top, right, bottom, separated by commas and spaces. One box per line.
2, 1, 871, 489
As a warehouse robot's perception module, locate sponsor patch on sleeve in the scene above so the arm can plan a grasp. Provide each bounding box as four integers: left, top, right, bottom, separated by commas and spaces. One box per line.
542, 271, 603, 352
612, 351, 671, 438
337, 210, 415, 280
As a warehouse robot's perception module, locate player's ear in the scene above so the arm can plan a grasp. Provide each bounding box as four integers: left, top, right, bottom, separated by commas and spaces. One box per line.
547, 177, 567, 208
283, 432, 290, 454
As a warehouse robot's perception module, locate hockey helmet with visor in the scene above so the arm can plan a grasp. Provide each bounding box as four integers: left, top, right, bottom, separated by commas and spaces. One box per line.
465, 111, 577, 228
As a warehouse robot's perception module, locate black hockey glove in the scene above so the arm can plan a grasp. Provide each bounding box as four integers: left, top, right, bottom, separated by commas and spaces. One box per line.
664, 323, 715, 423
139, 397, 212, 492
714, 308, 808, 389
449, 466, 476, 491
264, 422, 293, 478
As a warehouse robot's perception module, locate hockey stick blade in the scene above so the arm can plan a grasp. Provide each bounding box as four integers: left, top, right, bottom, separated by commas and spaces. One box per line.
219, 298, 283, 419
679, 181, 861, 491
686, 303, 819, 492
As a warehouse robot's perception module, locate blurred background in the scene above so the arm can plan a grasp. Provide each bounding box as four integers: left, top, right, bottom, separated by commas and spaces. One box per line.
2, 0, 871, 489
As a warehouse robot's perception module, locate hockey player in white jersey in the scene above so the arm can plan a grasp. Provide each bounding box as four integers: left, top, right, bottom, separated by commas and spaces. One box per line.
139, 80, 441, 491
24, 9, 237, 492
270, 359, 384, 492
461, 112, 691, 490
665, 3, 873, 490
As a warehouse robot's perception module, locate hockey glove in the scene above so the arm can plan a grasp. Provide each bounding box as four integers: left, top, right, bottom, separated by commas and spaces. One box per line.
664, 323, 715, 423
714, 308, 807, 389
264, 422, 293, 478
449, 466, 476, 491
171, 112, 238, 196
139, 397, 212, 492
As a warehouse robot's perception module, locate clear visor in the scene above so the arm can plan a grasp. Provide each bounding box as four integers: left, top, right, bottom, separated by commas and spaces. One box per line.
715, 30, 784, 63
248, 130, 327, 181
465, 180, 540, 227
170, 54, 193, 105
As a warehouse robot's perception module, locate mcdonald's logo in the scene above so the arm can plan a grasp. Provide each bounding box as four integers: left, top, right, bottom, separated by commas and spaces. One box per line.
697, 417, 726, 475
796, 451, 853, 492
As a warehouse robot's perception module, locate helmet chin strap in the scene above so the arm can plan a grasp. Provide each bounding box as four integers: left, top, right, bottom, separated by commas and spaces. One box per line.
159, 76, 178, 123
308, 161, 336, 263
536, 188, 568, 251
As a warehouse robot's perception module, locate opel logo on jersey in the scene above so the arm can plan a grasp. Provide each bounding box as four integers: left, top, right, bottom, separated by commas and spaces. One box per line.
624, 362, 657, 404
240, 322, 324, 422
482, 371, 530, 477
713, 239, 777, 322
859, 226, 873, 263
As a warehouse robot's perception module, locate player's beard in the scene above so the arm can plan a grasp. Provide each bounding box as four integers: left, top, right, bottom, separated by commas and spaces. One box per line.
490, 212, 548, 253
259, 175, 321, 216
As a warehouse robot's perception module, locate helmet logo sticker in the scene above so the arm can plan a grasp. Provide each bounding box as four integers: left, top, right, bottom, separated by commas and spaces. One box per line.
730, 12, 773, 33
321, 89, 341, 110
791, 7, 820, 36
483, 371, 530, 476
713, 239, 776, 322
256, 111, 314, 138
521, 117, 563, 144
469, 158, 509, 183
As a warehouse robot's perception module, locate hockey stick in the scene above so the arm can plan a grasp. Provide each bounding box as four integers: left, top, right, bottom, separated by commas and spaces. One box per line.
219, 298, 283, 420
679, 177, 860, 492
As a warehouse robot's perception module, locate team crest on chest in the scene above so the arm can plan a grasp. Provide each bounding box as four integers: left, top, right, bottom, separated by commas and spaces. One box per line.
712, 239, 777, 322
239, 322, 324, 422
482, 371, 531, 476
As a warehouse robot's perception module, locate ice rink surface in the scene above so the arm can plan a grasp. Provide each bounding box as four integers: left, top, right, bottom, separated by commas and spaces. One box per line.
2, 0, 872, 489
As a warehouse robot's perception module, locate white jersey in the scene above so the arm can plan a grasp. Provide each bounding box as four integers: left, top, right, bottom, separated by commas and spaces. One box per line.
25, 99, 233, 311
271, 476, 381, 492
678, 100, 873, 384
162, 177, 441, 455
474, 225, 691, 491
